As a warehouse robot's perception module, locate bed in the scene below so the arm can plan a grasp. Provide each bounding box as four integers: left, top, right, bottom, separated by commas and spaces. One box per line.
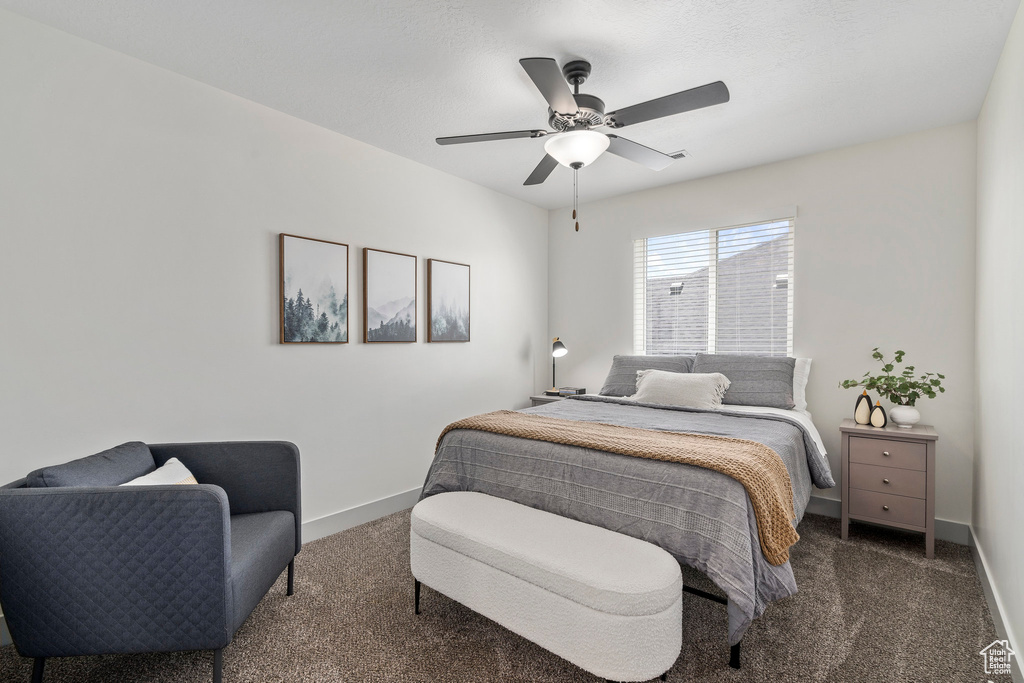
420, 364, 835, 648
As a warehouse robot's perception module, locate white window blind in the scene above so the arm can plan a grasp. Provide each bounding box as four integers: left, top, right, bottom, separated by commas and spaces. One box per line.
634, 219, 794, 356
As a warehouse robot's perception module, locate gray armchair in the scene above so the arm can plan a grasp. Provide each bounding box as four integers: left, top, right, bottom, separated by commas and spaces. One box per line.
0, 441, 301, 683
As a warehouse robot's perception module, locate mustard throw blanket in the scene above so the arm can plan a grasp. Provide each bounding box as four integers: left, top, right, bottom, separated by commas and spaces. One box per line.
436, 410, 799, 566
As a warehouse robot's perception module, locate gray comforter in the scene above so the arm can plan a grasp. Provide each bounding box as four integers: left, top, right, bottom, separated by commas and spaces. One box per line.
420, 395, 835, 645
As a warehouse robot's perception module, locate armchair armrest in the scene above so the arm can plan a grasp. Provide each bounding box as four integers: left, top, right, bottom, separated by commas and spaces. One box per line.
0, 485, 232, 658
148, 441, 301, 553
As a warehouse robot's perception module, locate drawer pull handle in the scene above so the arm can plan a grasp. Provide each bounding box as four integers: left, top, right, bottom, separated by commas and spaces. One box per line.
883, 478, 890, 484
882, 505, 890, 511
882, 451, 890, 457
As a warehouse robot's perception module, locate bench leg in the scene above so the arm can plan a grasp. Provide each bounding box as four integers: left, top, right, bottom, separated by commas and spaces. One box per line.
32, 657, 44, 683
213, 648, 223, 683
729, 641, 741, 669
287, 559, 295, 596
414, 579, 421, 615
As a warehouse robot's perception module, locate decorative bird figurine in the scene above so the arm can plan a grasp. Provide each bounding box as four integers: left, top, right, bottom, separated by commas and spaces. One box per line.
854, 391, 872, 425
869, 401, 887, 428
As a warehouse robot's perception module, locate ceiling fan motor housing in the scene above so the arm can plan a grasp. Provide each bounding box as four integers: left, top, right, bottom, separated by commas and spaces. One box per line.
549, 93, 606, 131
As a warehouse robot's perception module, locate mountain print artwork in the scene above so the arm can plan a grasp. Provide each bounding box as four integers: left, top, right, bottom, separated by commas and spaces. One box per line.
428, 259, 470, 342
364, 248, 417, 343
280, 234, 348, 343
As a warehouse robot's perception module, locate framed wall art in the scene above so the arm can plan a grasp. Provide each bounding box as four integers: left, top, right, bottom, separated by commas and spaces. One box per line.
363, 248, 417, 343
279, 234, 348, 344
427, 259, 470, 342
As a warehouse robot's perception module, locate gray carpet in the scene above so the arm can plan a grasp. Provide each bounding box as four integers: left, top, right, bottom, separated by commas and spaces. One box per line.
0, 511, 997, 682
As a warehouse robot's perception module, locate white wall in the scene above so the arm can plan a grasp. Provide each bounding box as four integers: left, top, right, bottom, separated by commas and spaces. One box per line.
974, 2, 1024, 660
548, 122, 977, 524
0, 10, 549, 525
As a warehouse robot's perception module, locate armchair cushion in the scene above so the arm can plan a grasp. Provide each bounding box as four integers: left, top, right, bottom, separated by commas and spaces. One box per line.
229, 511, 296, 632
150, 442, 302, 555
24, 442, 155, 488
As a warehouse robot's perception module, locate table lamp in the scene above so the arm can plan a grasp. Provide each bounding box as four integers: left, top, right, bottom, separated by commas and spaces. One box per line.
548, 337, 568, 395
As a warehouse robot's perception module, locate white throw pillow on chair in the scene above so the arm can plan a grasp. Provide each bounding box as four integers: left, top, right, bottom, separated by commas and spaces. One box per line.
120, 458, 198, 486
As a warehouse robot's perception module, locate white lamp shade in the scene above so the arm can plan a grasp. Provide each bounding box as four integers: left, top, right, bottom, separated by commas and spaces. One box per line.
543, 130, 610, 168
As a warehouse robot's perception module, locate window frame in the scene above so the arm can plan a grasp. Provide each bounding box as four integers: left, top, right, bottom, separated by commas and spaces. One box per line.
633, 218, 795, 356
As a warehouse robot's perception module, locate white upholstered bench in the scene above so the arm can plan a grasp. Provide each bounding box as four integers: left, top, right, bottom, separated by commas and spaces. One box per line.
410, 491, 682, 682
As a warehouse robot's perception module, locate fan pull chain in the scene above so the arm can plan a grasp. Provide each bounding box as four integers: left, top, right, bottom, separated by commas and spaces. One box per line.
573, 166, 579, 232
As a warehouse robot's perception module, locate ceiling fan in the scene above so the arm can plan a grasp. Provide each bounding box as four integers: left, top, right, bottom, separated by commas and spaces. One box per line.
436, 58, 730, 186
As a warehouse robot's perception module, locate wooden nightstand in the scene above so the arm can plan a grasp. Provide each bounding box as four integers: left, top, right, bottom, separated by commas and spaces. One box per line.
840, 418, 938, 558
529, 394, 564, 406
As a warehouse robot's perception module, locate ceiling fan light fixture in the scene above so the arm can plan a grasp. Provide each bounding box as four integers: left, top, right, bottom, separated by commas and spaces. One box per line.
543, 130, 610, 168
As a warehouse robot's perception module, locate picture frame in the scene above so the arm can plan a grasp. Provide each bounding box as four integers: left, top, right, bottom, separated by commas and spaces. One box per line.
427, 259, 470, 343
279, 234, 349, 344
363, 248, 417, 343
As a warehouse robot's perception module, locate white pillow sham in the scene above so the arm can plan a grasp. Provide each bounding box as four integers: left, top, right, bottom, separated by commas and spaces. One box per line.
793, 358, 811, 413
120, 457, 198, 486
632, 370, 731, 410
703, 356, 809, 411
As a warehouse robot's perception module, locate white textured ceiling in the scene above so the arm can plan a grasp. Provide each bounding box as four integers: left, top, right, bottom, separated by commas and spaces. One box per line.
2, 0, 1019, 209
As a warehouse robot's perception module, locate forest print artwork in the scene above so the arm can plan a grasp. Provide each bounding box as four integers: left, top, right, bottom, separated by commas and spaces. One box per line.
364, 248, 417, 343
280, 234, 348, 343
428, 260, 470, 342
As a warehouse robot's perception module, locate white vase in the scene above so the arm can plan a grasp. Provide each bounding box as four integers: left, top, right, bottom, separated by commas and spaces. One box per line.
889, 405, 920, 429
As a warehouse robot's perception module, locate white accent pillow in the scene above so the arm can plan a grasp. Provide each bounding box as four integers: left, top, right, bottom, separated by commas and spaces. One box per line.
120, 457, 198, 486
793, 358, 812, 413
632, 370, 731, 410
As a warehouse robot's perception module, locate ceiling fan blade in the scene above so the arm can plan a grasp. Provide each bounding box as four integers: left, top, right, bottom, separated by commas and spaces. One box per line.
519, 58, 579, 115
606, 135, 675, 171
606, 81, 729, 128
436, 130, 548, 145
524, 154, 559, 186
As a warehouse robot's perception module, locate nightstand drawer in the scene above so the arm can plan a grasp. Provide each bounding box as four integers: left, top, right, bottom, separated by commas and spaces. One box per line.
849, 436, 926, 471
849, 489, 926, 528
849, 463, 926, 498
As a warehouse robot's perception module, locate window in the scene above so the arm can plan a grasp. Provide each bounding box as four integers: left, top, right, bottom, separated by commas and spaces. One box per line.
633, 219, 794, 356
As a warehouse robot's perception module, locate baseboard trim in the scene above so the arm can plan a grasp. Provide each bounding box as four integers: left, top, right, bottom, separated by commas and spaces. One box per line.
0, 487, 424, 649
805, 494, 842, 519
302, 486, 422, 543
970, 526, 1023, 683
805, 495, 970, 545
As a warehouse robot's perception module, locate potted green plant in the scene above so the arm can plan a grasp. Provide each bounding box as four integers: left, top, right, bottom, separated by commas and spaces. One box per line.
839, 348, 945, 428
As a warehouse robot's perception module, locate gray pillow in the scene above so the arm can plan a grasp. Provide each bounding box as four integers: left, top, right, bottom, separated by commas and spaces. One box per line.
599, 355, 695, 397
25, 442, 156, 488
692, 354, 796, 409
